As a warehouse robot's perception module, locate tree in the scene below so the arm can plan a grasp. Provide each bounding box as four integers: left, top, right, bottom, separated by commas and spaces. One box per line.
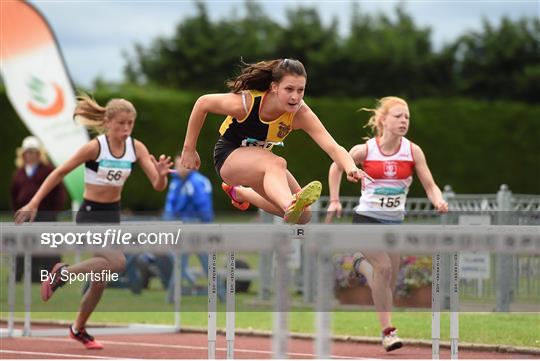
273, 7, 341, 95
122, 1, 538, 103
344, 3, 435, 98
124, 1, 281, 91
455, 16, 540, 102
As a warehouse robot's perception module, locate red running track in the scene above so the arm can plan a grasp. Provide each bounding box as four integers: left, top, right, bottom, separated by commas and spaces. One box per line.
1, 331, 536, 359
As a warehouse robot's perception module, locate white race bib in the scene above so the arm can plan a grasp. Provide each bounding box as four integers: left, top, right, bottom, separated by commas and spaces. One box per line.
97, 159, 132, 186
371, 187, 407, 211
240, 138, 283, 150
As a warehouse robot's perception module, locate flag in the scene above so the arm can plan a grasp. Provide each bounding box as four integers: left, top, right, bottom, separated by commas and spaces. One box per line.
1, 0, 88, 204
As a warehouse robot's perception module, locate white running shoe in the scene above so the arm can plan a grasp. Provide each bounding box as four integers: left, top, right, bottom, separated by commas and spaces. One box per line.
382, 328, 403, 352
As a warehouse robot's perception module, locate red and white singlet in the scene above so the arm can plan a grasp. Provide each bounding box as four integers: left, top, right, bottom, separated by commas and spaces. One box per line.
356, 137, 415, 221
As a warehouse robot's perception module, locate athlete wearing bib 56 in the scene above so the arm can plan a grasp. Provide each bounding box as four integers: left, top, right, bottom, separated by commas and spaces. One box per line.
15, 94, 173, 350
325, 96, 448, 352
180, 58, 372, 224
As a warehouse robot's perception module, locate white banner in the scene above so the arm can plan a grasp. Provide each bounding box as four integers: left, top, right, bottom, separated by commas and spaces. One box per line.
458, 215, 492, 279
0, 0, 88, 202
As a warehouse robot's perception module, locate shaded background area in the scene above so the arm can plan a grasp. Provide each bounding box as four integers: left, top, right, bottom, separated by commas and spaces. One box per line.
1, 1, 539, 212
2, 88, 539, 212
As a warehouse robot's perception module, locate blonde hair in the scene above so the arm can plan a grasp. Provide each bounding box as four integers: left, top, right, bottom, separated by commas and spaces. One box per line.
360, 96, 408, 138
14, 146, 49, 168
74, 93, 137, 134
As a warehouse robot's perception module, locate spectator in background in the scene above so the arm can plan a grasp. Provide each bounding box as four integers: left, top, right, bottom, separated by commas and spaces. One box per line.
11, 136, 67, 220
11, 136, 66, 282
162, 154, 214, 289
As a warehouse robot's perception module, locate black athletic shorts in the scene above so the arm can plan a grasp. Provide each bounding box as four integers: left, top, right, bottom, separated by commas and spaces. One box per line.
76, 199, 121, 224
213, 136, 240, 177
352, 213, 403, 224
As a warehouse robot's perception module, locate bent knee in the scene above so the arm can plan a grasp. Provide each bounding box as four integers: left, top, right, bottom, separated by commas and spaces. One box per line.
104, 253, 126, 273
268, 156, 287, 170
372, 263, 393, 282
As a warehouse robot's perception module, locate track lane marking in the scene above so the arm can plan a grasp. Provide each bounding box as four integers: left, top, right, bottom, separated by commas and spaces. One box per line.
0, 349, 133, 359
27, 337, 366, 359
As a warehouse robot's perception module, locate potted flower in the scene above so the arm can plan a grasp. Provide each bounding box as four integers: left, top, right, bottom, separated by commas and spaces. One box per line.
333, 253, 370, 304
394, 256, 432, 308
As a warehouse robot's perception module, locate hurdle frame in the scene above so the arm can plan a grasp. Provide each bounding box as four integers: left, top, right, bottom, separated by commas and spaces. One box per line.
2, 223, 539, 360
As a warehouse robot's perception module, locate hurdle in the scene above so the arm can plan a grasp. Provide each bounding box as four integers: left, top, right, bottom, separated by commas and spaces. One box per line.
2, 223, 539, 359
202, 250, 237, 358
226, 251, 235, 359
1, 223, 295, 359
208, 250, 217, 358
301, 224, 540, 359
431, 249, 460, 359
168, 242, 237, 358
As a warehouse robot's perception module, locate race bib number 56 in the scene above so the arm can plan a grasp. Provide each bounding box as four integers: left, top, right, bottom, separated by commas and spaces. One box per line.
98, 159, 131, 185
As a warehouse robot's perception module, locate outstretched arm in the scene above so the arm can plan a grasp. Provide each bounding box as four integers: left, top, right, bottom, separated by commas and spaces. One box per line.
14, 141, 98, 223
325, 144, 367, 223
412, 144, 448, 213
135, 140, 173, 192
181, 93, 247, 169
294, 104, 373, 184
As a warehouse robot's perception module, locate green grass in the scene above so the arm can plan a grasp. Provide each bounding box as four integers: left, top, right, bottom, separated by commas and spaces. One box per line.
1, 280, 539, 348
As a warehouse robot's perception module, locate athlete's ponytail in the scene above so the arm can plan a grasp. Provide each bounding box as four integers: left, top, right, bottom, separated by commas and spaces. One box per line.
226, 58, 307, 93
74, 92, 136, 134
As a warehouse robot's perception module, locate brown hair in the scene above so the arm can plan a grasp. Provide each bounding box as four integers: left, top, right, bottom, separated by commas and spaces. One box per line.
74, 93, 137, 134
360, 96, 408, 138
226, 58, 307, 93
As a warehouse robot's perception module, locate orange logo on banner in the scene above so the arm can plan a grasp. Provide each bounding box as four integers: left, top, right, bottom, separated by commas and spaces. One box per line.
26, 78, 65, 117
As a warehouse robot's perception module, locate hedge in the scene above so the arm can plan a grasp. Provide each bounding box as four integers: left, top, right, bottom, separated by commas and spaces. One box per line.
2, 86, 538, 212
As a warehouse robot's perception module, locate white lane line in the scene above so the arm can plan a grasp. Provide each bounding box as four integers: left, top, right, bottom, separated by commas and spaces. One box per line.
29, 337, 366, 359
0, 349, 133, 359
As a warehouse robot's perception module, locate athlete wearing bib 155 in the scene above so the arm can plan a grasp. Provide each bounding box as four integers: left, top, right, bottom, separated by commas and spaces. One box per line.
356, 137, 414, 221
325, 96, 448, 353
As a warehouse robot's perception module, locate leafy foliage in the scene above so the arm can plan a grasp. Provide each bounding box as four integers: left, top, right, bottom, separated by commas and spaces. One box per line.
124, 2, 539, 102
395, 256, 432, 298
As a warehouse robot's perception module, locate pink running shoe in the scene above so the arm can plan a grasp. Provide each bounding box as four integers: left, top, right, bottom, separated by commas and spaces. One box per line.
222, 182, 250, 211
41, 262, 67, 301
69, 326, 104, 350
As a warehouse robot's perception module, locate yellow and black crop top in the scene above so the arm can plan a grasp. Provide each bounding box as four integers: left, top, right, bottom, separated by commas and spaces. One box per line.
218, 90, 297, 146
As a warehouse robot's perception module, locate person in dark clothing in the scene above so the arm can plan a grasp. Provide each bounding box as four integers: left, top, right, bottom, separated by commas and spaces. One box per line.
11, 136, 67, 220
11, 136, 67, 282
